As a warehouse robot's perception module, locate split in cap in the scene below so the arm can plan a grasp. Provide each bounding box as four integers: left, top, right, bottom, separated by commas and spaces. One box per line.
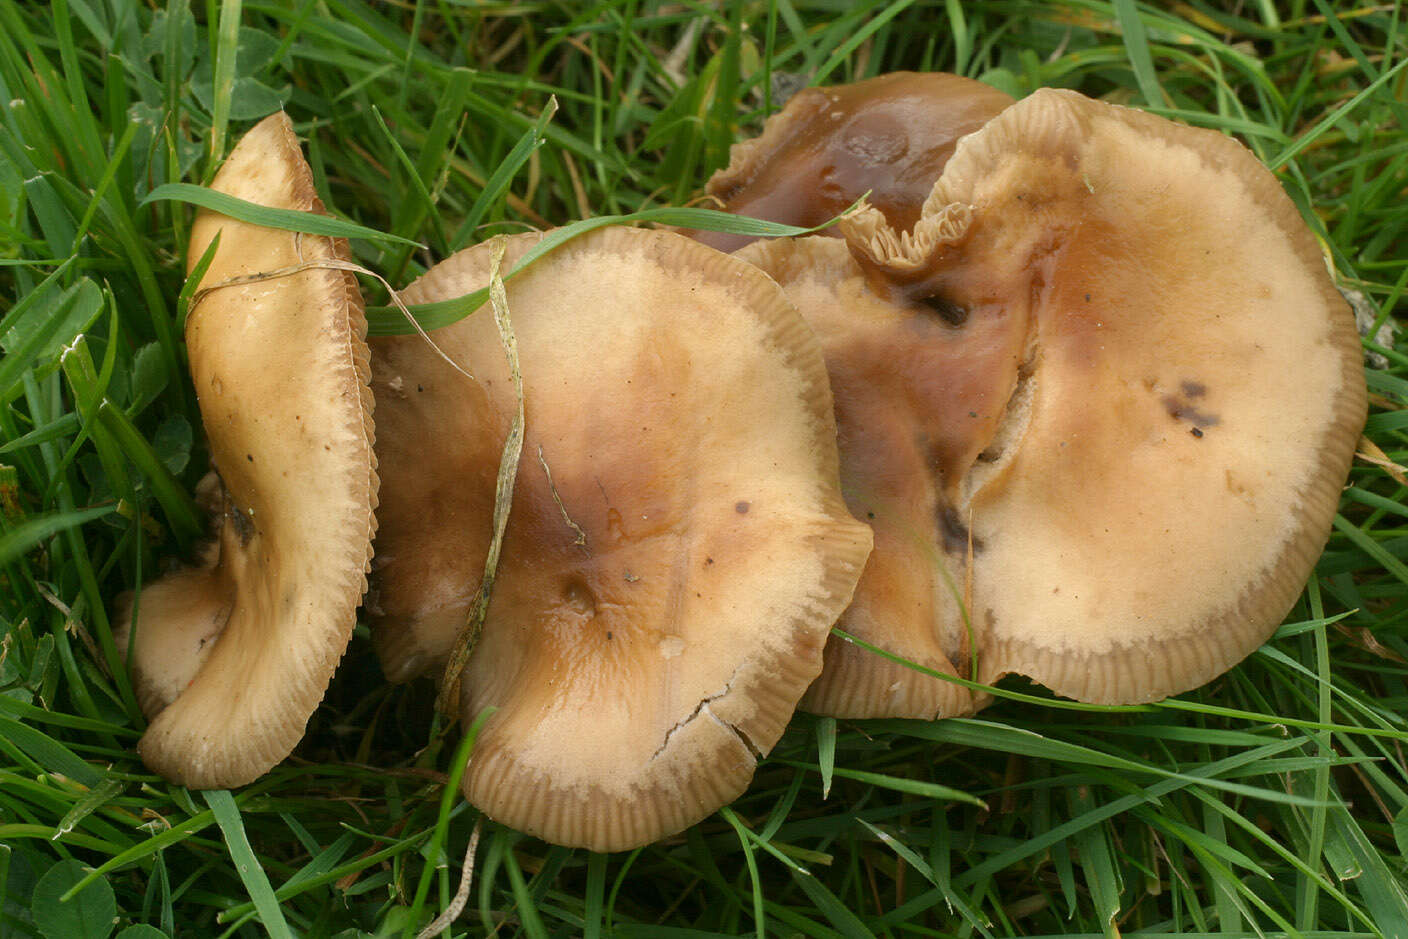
744, 87, 1366, 712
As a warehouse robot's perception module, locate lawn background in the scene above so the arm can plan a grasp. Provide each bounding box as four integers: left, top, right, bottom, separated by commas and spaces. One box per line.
1, 0, 1407, 936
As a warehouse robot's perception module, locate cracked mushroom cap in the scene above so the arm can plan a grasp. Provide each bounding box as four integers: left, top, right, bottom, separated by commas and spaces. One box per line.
695, 71, 1012, 253
115, 112, 378, 787
368, 227, 871, 850
742, 87, 1366, 712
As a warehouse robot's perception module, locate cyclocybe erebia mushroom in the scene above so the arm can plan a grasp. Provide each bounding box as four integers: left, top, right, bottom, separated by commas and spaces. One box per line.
115, 113, 378, 787
368, 227, 871, 850
736, 235, 997, 720
693, 71, 1012, 254
740, 87, 1367, 713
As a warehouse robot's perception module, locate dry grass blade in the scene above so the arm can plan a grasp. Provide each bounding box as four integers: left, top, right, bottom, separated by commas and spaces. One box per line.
189, 244, 475, 383
437, 236, 526, 714
414, 818, 484, 939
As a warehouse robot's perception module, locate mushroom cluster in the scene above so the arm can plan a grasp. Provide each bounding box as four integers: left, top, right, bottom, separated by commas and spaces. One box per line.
120, 74, 1366, 853
704, 79, 1367, 718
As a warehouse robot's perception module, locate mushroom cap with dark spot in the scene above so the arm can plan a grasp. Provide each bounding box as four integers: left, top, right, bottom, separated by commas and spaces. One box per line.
737, 235, 1001, 720
748, 87, 1366, 712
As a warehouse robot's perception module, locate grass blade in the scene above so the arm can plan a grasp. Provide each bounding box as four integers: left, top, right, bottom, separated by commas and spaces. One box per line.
206, 0, 243, 180
140, 181, 419, 246
0, 505, 116, 566
203, 790, 295, 939
140, 183, 422, 246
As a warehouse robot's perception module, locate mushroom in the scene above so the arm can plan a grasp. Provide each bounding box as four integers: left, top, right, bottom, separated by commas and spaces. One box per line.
115, 113, 378, 787
736, 235, 998, 719
739, 87, 1366, 714
693, 71, 1012, 253
368, 227, 871, 850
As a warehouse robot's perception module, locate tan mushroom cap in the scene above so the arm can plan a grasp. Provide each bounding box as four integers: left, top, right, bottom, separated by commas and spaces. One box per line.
116, 112, 378, 787
744, 87, 1366, 712
737, 235, 1004, 719
368, 227, 871, 850
695, 71, 1012, 253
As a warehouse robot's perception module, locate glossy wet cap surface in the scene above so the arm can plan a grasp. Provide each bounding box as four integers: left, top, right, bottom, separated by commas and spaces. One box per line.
697, 72, 1012, 252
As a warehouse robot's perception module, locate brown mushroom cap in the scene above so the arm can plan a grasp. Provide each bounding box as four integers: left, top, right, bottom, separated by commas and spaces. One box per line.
696, 71, 1013, 253
737, 235, 1004, 719
743, 87, 1366, 712
368, 227, 871, 850
116, 112, 378, 787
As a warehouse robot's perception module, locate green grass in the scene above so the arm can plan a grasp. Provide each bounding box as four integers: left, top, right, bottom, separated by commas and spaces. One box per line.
2, 1, 1406, 936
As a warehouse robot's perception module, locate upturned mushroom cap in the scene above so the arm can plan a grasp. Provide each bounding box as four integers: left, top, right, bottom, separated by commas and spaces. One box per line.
115, 112, 378, 787
743, 87, 1366, 711
695, 71, 1012, 253
368, 227, 871, 850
